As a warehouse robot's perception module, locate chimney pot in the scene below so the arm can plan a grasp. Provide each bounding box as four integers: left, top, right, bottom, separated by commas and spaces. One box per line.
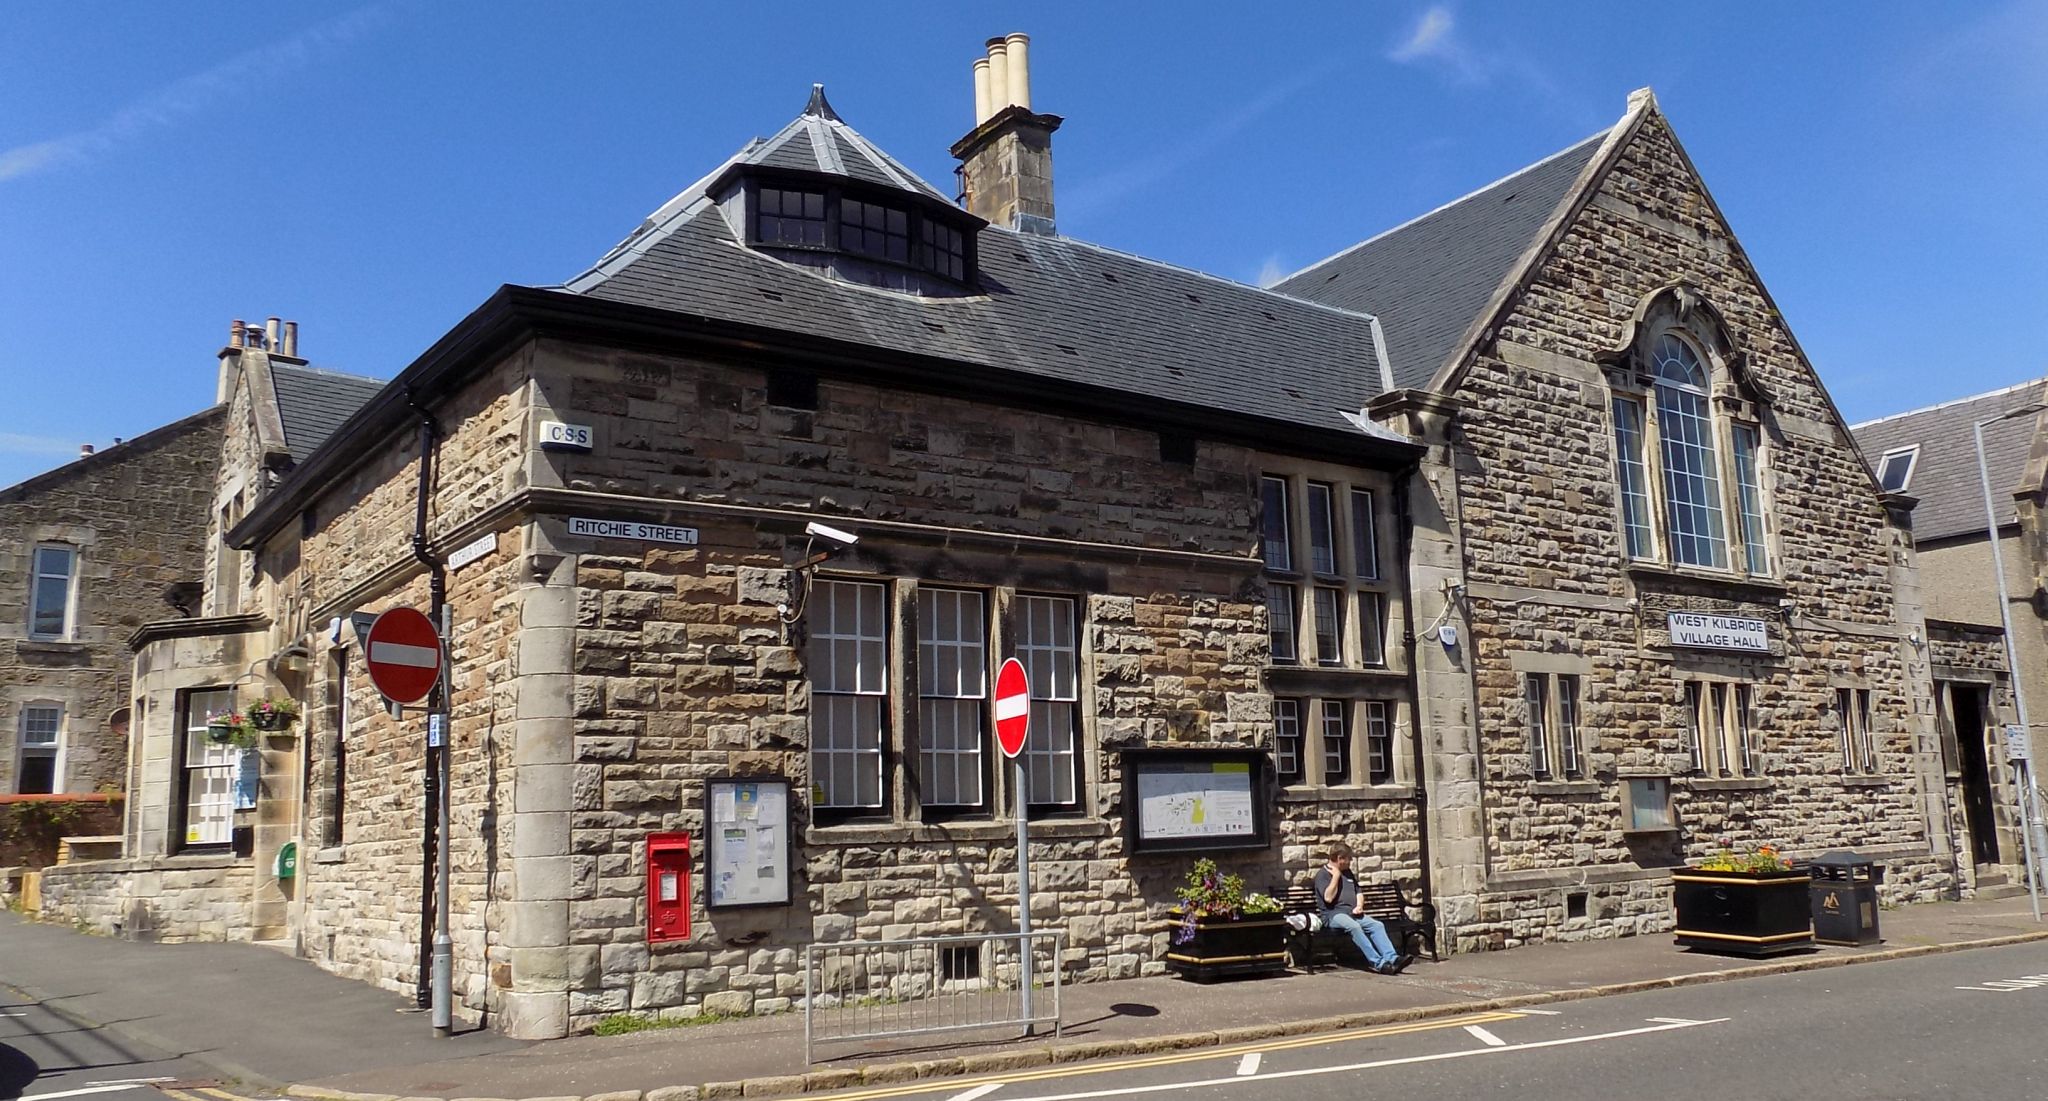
231, 319, 245, 349
79, 444, 94, 458
265, 317, 281, 350
283, 320, 299, 358
1004, 33, 1030, 111
973, 57, 992, 125
986, 38, 1009, 112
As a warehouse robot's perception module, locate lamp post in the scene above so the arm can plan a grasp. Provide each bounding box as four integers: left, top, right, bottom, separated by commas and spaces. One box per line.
1972, 402, 2048, 920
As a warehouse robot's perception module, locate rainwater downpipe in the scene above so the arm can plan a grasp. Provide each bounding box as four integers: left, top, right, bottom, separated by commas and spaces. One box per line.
407, 394, 451, 1016
1394, 472, 1436, 920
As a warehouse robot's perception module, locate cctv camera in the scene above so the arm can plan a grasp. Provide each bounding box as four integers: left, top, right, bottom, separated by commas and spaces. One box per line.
805, 521, 859, 547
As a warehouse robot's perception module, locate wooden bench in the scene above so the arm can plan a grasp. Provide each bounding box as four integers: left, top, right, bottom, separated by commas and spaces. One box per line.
1278, 880, 1439, 972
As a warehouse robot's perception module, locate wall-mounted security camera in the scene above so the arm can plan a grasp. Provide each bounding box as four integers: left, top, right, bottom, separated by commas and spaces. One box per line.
805, 521, 859, 547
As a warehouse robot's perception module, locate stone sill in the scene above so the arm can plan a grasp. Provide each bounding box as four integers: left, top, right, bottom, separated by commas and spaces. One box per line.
1621, 826, 1680, 838
807, 818, 1111, 845
14, 639, 90, 659
1839, 775, 1893, 788
1625, 562, 1789, 597
312, 846, 347, 865
1682, 777, 1772, 793
1278, 783, 1417, 803
1529, 780, 1602, 796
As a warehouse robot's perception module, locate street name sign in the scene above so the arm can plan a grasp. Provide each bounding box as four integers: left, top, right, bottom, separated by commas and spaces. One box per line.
446, 532, 498, 572
995, 657, 1030, 759
365, 607, 441, 704
539, 421, 594, 450
568, 517, 700, 545
1667, 611, 1769, 652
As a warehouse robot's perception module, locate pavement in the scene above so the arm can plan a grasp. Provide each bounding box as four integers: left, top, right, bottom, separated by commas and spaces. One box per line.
4, 895, 2046, 1101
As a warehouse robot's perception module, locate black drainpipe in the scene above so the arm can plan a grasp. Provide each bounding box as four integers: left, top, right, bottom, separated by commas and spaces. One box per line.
1393, 471, 1435, 919
409, 392, 446, 1009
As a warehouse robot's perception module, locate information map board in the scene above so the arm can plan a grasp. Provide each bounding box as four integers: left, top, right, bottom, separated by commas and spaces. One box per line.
1124, 750, 1270, 853
704, 777, 791, 909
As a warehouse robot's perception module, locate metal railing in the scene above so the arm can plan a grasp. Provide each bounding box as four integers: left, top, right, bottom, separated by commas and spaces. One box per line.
803, 930, 1062, 1062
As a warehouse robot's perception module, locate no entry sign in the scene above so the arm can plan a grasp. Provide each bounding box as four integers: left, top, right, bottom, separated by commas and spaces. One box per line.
995, 657, 1031, 759
365, 607, 442, 704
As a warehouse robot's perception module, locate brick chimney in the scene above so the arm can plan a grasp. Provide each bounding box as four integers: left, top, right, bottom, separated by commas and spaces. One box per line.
951, 33, 1062, 235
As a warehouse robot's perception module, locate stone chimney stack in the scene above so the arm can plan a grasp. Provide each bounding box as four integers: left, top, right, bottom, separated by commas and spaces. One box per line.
951, 32, 1062, 235
218, 314, 302, 403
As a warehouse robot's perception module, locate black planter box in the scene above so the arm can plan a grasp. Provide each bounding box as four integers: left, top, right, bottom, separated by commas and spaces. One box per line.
1672, 868, 1814, 956
1164, 911, 1289, 981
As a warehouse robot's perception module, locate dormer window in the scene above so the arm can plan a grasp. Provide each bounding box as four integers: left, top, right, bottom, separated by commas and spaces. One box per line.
841, 198, 910, 265
923, 220, 965, 280
757, 187, 827, 247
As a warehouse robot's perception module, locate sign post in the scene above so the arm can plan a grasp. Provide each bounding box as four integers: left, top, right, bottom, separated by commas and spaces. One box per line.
365, 607, 452, 1032
994, 657, 1034, 1033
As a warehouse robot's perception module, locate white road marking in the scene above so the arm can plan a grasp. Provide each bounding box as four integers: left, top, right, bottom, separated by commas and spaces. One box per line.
948, 1084, 1005, 1101
1644, 1017, 1710, 1025
1464, 1025, 1507, 1047
20, 1086, 152, 1101
972, 1017, 1731, 1101
1515, 1008, 1562, 1015
1235, 1052, 1261, 1076
1956, 973, 2048, 992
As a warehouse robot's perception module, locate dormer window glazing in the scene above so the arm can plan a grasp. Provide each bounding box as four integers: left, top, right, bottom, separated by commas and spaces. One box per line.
735, 169, 981, 290
758, 187, 827, 247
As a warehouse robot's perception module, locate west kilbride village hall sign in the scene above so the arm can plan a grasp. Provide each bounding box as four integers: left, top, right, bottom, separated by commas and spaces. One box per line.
1666, 611, 1769, 653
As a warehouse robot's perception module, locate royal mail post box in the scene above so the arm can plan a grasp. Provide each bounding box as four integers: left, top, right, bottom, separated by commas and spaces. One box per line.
647, 832, 692, 943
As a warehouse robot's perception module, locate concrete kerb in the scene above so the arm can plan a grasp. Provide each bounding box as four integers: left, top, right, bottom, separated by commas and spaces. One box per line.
280, 930, 2048, 1101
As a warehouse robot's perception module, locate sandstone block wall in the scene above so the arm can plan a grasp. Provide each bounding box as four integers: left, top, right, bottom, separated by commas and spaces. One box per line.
38, 855, 255, 941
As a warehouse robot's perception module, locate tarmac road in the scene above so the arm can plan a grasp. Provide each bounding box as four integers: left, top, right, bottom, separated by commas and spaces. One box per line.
815, 940, 2048, 1101
0, 980, 255, 1101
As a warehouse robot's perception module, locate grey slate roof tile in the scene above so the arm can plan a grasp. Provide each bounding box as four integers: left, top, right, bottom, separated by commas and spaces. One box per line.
270, 363, 387, 463
1273, 131, 1608, 391
1851, 380, 2047, 543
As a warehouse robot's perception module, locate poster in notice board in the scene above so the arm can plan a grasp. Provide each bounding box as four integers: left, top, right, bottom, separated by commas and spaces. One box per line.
1124, 750, 1270, 853
704, 777, 791, 908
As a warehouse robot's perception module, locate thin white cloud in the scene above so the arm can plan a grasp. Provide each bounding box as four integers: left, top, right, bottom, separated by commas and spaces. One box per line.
1391, 7, 1456, 63
0, 432, 84, 458
0, 5, 390, 183
1254, 255, 1288, 289
1388, 6, 1486, 84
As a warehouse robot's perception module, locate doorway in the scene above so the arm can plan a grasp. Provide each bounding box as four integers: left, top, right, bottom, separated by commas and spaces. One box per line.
1950, 684, 2001, 867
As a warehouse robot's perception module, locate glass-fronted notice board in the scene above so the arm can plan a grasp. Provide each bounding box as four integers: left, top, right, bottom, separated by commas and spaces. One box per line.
1123, 750, 1270, 852
704, 776, 791, 908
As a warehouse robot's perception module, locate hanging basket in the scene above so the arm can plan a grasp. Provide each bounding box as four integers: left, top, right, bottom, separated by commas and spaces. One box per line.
205, 717, 235, 744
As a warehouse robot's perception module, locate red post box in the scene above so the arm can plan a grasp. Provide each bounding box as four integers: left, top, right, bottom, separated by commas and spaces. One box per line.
647, 832, 691, 943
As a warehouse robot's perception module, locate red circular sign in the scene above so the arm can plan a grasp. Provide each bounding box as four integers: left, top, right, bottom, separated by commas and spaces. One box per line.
995, 657, 1031, 759
364, 607, 442, 704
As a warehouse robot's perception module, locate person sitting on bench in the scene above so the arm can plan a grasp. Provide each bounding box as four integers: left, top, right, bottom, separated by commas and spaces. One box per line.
1313, 843, 1412, 975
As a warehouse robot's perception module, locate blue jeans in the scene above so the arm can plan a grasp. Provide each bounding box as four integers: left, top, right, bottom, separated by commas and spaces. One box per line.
1325, 911, 1397, 968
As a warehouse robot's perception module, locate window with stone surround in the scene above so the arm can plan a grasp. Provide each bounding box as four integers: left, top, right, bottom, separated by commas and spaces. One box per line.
28, 544, 75, 640
15, 704, 62, 794
1523, 672, 1584, 781
1876, 446, 1918, 494
1836, 687, 1877, 774
1319, 701, 1349, 785
1607, 311, 1774, 579
1274, 699, 1304, 786
1684, 680, 1755, 778
808, 579, 1087, 823
177, 688, 236, 849
1260, 471, 1392, 669
1363, 700, 1393, 785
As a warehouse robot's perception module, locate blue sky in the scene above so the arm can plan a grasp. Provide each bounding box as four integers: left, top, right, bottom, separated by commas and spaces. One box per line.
3, 2, 2043, 489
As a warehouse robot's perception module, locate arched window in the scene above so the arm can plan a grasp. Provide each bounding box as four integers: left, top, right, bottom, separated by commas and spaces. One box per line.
1607, 290, 1772, 577
1650, 334, 1729, 569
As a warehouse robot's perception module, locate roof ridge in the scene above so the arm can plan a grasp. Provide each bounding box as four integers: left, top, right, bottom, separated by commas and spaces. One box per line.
1004, 226, 1386, 326
565, 145, 751, 292
270, 361, 383, 385
1275, 127, 1614, 289
1849, 376, 2048, 430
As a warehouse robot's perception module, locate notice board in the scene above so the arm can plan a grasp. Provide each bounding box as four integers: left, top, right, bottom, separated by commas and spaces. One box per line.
704, 776, 791, 909
1124, 750, 1270, 853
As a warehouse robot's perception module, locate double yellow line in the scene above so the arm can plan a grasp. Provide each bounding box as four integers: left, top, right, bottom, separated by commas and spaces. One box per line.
827, 1010, 1527, 1100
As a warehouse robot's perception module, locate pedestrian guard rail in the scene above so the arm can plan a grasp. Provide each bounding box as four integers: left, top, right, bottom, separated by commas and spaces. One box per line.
803, 930, 1062, 1062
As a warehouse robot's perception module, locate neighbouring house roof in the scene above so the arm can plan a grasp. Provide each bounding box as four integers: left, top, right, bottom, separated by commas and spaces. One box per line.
1272, 130, 1610, 392
564, 87, 1401, 441
1851, 379, 2048, 543
0, 405, 226, 501
268, 363, 388, 463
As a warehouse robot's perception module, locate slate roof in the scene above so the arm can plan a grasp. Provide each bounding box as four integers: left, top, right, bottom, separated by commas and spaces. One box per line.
1272, 131, 1609, 391
1851, 380, 2048, 543
562, 88, 1399, 440
270, 362, 387, 463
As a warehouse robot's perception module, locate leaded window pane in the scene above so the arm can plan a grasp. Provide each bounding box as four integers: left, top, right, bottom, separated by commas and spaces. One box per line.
1312, 586, 1343, 666
1684, 682, 1706, 774
918, 588, 986, 808
1306, 483, 1336, 575
1365, 701, 1392, 785
1526, 674, 1550, 779
1320, 701, 1349, 784
1260, 476, 1292, 571
1350, 490, 1379, 579
1613, 398, 1655, 560
1356, 592, 1385, 668
1268, 584, 1297, 663
1733, 425, 1769, 576
1558, 675, 1582, 779
1017, 595, 1080, 807
1653, 336, 1729, 569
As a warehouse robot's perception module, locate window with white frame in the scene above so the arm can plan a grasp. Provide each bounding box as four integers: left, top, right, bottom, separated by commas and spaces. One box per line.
1016, 594, 1080, 810
1875, 446, 1918, 493
1319, 701, 1349, 785
810, 579, 889, 813
917, 588, 987, 811
16, 705, 62, 794
1523, 672, 1585, 781
1274, 699, 1304, 786
179, 689, 236, 847
28, 545, 75, 639
1363, 700, 1393, 785
1609, 320, 1774, 577
1683, 680, 1756, 778
1836, 687, 1877, 774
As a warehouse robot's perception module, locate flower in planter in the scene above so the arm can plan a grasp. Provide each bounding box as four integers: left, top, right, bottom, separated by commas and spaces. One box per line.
1173, 858, 1250, 945
206, 711, 258, 749
249, 697, 302, 731
1698, 844, 1793, 873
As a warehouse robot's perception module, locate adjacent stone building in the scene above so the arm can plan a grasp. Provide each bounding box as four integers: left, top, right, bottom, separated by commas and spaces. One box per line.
2, 411, 222, 801
37, 38, 1973, 1038
1852, 379, 2048, 892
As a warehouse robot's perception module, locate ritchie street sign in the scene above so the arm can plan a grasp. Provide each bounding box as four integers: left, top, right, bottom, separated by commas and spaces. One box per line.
1667, 611, 1770, 653
567, 517, 700, 545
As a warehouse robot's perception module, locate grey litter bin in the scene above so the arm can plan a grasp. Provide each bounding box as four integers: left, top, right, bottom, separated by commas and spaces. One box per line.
1808, 851, 1884, 946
